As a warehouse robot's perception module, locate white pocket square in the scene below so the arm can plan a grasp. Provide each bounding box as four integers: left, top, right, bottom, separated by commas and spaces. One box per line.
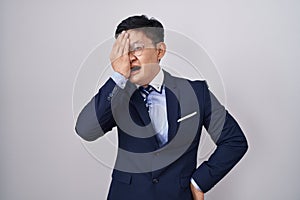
177, 112, 197, 122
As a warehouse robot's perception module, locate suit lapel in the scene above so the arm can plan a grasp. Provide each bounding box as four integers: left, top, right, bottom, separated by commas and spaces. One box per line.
130, 89, 152, 126
163, 71, 181, 144
151, 71, 181, 179
129, 88, 160, 149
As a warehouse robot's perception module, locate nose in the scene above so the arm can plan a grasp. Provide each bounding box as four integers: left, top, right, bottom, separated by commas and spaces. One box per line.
129, 52, 137, 63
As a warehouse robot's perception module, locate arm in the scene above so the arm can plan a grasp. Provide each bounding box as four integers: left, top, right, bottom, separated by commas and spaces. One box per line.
75, 78, 117, 141
192, 81, 248, 193
75, 31, 131, 141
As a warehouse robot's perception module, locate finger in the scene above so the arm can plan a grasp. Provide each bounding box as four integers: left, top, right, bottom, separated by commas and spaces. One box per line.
114, 31, 125, 54
116, 30, 126, 40
119, 32, 128, 54
111, 41, 121, 61
122, 34, 130, 55
123, 37, 129, 55
116, 31, 127, 56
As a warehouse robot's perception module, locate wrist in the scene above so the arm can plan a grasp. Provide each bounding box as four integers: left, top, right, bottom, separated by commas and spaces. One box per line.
111, 71, 128, 89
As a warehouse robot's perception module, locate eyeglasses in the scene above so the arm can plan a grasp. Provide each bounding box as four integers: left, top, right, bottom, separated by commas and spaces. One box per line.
129, 43, 156, 56
129, 43, 145, 56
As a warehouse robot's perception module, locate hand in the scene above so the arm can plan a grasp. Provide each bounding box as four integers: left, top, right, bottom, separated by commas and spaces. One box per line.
190, 183, 204, 200
110, 31, 131, 78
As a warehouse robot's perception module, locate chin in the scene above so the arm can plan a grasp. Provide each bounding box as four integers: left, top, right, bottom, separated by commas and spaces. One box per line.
129, 76, 139, 84
130, 71, 148, 85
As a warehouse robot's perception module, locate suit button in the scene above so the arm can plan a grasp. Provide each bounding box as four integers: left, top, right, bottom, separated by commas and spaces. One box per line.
152, 178, 158, 184
152, 178, 159, 184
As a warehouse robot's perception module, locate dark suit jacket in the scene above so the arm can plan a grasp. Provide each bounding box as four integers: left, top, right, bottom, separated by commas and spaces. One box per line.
75, 70, 248, 200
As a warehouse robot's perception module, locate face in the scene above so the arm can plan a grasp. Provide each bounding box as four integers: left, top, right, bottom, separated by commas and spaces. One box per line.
127, 30, 165, 86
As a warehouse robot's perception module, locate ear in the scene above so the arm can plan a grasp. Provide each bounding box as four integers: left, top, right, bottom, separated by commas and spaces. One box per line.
156, 42, 166, 61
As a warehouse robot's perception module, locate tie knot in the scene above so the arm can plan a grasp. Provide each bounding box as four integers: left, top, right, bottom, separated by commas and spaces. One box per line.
139, 85, 154, 97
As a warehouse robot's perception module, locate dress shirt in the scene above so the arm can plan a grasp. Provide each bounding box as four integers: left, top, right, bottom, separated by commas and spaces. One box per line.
138, 69, 168, 147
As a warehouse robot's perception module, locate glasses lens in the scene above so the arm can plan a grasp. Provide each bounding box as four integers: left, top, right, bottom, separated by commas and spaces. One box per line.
130, 44, 144, 56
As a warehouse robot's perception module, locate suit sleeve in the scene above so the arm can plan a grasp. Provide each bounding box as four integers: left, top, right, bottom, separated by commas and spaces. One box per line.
192, 81, 248, 193
75, 78, 117, 141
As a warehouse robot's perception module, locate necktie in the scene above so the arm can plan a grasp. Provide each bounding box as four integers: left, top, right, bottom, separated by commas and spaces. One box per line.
139, 85, 154, 111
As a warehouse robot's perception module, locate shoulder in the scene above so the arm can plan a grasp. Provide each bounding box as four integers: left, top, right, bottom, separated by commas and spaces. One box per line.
188, 79, 208, 87
166, 71, 208, 90
164, 69, 206, 82
188, 80, 209, 93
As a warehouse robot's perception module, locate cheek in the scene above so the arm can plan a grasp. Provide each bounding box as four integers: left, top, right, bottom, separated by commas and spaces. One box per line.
139, 51, 158, 64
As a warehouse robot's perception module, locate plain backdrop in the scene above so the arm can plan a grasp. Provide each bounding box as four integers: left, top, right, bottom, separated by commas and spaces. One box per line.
1, 0, 300, 199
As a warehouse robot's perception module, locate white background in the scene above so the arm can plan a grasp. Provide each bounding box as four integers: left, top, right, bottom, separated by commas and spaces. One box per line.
1, 0, 300, 199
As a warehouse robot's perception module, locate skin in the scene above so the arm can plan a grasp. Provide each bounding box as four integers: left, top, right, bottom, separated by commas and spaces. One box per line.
110, 29, 204, 200
191, 183, 204, 200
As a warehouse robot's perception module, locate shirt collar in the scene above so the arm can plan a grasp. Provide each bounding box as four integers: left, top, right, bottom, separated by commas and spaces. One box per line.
136, 67, 164, 93
148, 68, 164, 93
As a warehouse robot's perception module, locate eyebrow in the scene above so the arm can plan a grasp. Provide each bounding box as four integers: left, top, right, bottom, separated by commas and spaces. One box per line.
130, 40, 143, 45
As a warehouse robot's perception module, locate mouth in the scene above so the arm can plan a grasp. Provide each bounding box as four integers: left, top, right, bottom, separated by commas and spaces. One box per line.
130, 66, 141, 73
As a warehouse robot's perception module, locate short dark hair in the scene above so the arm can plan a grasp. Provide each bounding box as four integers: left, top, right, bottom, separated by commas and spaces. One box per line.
115, 15, 164, 43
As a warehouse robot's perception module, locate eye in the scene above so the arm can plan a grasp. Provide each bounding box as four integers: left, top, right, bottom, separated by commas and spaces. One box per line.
130, 43, 144, 52
134, 46, 143, 51
129, 43, 144, 56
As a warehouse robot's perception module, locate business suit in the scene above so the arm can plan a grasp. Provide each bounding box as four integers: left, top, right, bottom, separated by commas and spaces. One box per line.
75, 70, 248, 200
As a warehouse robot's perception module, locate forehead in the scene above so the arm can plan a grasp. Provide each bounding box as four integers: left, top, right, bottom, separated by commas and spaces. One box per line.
127, 29, 152, 44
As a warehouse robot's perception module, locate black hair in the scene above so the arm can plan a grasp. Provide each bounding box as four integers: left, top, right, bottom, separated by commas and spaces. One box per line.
115, 15, 164, 43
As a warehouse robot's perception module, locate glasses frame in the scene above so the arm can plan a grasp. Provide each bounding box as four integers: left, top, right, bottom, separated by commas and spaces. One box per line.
129, 42, 158, 56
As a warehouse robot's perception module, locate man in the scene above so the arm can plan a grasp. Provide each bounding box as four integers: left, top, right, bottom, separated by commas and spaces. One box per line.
75, 15, 248, 200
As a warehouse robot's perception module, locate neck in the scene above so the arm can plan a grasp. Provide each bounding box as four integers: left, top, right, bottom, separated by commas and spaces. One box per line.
143, 65, 160, 87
